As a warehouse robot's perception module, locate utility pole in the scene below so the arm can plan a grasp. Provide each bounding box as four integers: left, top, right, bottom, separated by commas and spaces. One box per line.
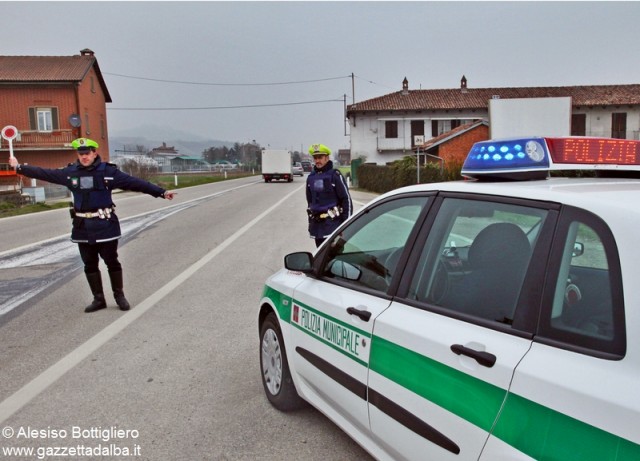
351, 72, 355, 104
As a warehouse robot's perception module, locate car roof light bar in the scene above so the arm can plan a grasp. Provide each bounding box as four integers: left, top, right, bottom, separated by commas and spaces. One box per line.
462, 137, 640, 180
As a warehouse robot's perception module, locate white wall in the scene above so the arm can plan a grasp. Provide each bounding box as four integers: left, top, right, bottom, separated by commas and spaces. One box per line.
489, 97, 571, 138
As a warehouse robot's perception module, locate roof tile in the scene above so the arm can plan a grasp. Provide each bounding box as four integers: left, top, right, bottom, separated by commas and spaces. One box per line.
348, 84, 640, 113
0, 55, 95, 82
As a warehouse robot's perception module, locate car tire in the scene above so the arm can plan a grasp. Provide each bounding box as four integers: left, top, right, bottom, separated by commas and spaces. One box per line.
259, 312, 305, 411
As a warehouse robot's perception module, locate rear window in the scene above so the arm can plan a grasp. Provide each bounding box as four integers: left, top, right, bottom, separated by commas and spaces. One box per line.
537, 206, 625, 359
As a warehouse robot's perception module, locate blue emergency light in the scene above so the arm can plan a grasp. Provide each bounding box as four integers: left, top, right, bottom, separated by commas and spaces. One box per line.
462, 137, 640, 180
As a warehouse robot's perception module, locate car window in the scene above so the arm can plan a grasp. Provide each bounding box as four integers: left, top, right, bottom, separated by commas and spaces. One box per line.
539, 209, 625, 358
321, 196, 430, 293
407, 198, 548, 324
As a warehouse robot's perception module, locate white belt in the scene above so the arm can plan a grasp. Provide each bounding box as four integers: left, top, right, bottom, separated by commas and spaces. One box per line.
75, 207, 114, 219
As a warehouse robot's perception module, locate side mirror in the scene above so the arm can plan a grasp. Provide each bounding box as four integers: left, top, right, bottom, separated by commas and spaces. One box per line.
284, 252, 313, 272
572, 242, 584, 257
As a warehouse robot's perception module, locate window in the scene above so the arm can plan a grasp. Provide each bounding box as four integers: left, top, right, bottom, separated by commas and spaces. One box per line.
571, 114, 586, 136
611, 112, 627, 139
411, 120, 424, 146
407, 198, 548, 324
538, 207, 625, 358
431, 119, 469, 137
385, 121, 398, 139
29, 107, 59, 132
37, 109, 52, 131
321, 196, 429, 293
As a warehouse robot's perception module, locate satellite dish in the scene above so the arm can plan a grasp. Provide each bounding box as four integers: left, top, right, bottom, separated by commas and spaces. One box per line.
68, 114, 81, 127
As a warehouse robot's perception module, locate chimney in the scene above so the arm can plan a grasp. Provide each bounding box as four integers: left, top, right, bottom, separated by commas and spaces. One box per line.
461, 75, 468, 93
80, 48, 95, 57
402, 77, 409, 95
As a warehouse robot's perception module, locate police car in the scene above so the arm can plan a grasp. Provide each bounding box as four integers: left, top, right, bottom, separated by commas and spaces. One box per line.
258, 136, 640, 461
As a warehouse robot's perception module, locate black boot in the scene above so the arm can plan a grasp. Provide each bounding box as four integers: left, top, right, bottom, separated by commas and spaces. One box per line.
109, 270, 131, 311
85, 272, 107, 313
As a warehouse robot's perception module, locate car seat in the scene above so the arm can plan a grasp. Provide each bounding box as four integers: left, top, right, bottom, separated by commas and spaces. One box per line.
447, 222, 532, 322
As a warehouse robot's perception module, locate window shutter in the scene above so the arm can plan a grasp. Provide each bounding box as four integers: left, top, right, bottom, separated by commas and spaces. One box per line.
52, 107, 59, 130
29, 108, 36, 130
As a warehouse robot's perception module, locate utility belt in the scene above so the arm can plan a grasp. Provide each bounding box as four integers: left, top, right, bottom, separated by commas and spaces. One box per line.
308, 206, 342, 222
70, 206, 115, 219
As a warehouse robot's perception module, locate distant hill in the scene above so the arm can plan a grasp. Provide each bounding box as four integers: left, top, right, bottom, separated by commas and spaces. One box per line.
108, 124, 235, 158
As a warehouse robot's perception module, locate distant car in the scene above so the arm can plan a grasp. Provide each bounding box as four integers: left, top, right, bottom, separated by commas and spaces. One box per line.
258, 136, 640, 461
292, 162, 304, 176
300, 161, 312, 173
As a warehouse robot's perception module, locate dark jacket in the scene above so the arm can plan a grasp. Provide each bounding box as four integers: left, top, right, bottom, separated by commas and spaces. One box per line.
17, 156, 166, 244
305, 160, 352, 239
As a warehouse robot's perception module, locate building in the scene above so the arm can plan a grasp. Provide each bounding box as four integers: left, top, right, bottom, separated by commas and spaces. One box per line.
346, 76, 640, 165
419, 120, 489, 173
0, 49, 111, 167
337, 149, 351, 166
0, 49, 111, 197
148, 142, 180, 173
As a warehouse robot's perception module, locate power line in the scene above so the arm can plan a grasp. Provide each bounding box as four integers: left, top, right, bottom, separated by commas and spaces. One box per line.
103, 72, 351, 87
107, 97, 344, 111
354, 74, 396, 90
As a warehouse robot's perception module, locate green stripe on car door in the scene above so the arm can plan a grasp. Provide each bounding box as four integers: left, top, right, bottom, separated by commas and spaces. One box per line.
494, 392, 640, 461
370, 336, 640, 459
370, 336, 505, 431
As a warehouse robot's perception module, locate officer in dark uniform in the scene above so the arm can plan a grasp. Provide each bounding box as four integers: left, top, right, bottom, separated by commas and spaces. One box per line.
8, 138, 175, 313
306, 143, 352, 247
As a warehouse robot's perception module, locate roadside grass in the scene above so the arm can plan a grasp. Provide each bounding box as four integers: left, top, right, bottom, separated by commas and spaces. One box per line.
337, 166, 351, 177
0, 172, 260, 219
0, 201, 70, 219
153, 172, 257, 190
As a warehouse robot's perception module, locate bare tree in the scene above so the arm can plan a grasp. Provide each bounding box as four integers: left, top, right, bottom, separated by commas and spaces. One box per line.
120, 158, 158, 181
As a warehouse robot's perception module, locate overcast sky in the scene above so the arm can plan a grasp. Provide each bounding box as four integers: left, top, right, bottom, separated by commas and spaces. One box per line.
3, 1, 640, 153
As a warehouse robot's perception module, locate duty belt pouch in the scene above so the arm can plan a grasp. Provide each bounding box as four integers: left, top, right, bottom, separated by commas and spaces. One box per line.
68, 203, 76, 219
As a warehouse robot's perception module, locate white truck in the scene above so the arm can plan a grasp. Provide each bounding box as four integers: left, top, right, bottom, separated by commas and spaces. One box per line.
261, 149, 293, 182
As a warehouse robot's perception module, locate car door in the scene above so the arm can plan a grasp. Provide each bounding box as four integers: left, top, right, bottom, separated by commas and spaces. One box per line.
289, 195, 431, 436
368, 196, 555, 461
482, 206, 640, 460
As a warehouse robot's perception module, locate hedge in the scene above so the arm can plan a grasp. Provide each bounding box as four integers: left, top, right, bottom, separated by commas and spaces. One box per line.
356, 156, 463, 194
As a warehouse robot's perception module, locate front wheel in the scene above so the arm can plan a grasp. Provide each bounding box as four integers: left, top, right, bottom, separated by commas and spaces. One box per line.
259, 312, 305, 411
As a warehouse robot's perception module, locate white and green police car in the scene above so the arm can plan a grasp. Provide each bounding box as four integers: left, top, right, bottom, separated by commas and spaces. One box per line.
258, 136, 640, 461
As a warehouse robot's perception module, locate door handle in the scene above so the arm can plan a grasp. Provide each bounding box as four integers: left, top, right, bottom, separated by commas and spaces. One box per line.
347, 307, 372, 322
450, 344, 496, 368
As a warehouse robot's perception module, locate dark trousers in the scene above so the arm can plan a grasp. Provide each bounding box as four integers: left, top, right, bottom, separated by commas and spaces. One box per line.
78, 240, 122, 274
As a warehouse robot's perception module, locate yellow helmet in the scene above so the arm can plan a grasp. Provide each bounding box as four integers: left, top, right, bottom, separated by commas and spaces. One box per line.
308, 143, 331, 156
71, 138, 99, 151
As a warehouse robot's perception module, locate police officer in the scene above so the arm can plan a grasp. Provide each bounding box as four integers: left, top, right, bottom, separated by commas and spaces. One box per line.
8, 138, 176, 313
306, 143, 352, 247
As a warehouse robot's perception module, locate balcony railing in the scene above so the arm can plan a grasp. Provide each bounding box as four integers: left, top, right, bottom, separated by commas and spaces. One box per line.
0, 129, 75, 150
377, 137, 412, 151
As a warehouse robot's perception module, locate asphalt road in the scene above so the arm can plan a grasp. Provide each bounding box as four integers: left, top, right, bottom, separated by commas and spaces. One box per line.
0, 175, 378, 460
